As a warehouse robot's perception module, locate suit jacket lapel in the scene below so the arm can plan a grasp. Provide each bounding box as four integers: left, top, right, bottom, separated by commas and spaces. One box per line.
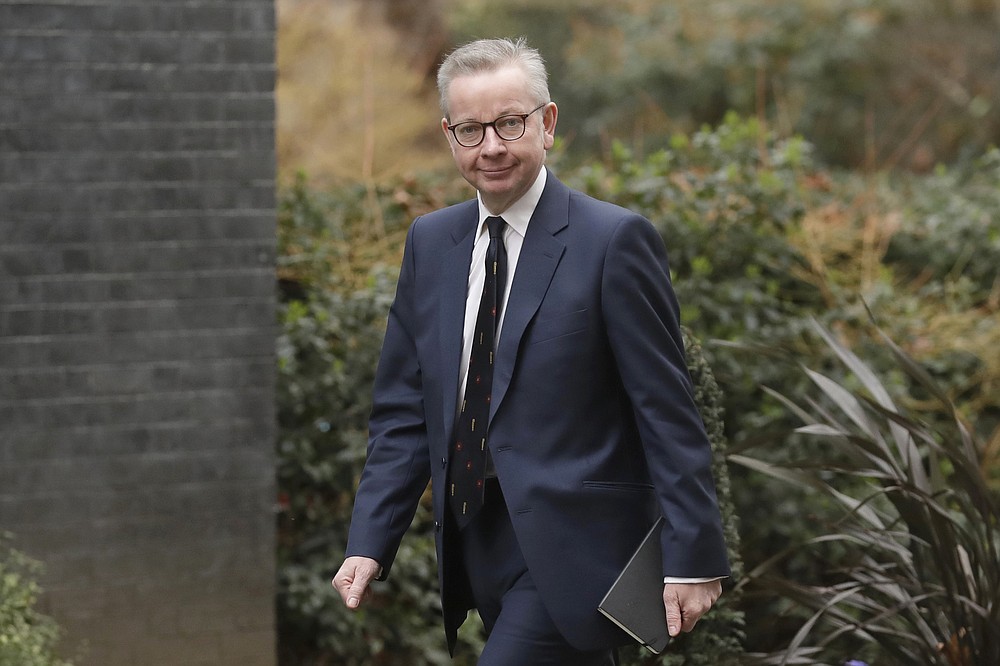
492, 174, 568, 416
439, 204, 478, 446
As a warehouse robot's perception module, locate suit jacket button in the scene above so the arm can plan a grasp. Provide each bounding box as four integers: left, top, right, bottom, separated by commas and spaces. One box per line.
434, 521, 441, 532
441, 457, 447, 468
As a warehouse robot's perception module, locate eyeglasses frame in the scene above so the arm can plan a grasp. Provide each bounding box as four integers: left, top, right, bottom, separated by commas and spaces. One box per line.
446, 103, 549, 148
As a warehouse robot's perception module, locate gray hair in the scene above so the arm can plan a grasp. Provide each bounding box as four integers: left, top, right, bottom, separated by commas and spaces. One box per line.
437, 37, 550, 119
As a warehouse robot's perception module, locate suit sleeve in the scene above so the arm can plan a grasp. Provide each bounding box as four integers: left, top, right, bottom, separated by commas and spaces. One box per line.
345, 221, 432, 579
601, 214, 731, 578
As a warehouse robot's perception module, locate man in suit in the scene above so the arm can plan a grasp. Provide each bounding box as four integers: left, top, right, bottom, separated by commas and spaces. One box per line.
333, 37, 730, 665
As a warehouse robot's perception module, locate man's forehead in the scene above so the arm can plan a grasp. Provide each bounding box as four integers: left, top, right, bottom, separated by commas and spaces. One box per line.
447, 68, 531, 116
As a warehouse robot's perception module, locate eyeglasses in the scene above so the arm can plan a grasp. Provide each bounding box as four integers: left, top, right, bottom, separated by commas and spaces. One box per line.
446, 103, 548, 148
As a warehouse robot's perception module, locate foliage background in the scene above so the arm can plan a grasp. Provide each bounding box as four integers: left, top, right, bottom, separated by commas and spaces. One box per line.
0, 536, 73, 666
274, 0, 1000, 663
279, 0, 1000, 181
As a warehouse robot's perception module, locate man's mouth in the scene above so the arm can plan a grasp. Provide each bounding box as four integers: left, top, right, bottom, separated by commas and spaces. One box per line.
480, 166, 512, 175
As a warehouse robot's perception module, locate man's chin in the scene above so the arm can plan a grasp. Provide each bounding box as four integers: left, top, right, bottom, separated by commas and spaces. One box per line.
476, 177, 511, 196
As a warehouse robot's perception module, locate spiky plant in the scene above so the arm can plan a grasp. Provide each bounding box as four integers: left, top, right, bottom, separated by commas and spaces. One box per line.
732, 320, 1000, 665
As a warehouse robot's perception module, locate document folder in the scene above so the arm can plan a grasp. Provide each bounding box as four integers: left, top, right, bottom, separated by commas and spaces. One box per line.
597, 516, 670, 654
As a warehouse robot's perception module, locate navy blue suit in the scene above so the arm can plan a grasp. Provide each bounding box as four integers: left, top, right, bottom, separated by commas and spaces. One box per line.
346, 170, 730, 652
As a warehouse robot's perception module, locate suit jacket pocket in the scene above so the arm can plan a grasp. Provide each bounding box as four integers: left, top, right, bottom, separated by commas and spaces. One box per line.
526, 308, 588, 345
582, 480, 655, 493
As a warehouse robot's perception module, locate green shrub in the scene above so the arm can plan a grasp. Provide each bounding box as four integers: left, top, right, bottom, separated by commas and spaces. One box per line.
889, 149, 1000, 288
0, 536, 71, 666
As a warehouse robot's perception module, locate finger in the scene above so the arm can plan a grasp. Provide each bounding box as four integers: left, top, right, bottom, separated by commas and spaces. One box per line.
678, 594, 715, 632
681, 605, 702, 633
331, 567, 352, 602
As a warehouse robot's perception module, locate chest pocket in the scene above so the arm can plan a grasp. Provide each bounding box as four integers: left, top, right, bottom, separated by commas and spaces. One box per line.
526, 308, 589, 346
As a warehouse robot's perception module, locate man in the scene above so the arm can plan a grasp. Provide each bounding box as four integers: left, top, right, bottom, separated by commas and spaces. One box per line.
333, 37, 730, 665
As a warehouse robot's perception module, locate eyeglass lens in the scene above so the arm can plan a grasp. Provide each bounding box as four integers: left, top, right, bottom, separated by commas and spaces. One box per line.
453, 116, 525, 147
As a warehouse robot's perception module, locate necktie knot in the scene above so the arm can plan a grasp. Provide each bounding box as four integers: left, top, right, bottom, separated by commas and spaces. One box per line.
486, 216, 505, 240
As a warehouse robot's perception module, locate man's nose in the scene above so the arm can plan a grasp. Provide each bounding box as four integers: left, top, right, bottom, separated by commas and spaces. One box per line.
479, 125, 507, 154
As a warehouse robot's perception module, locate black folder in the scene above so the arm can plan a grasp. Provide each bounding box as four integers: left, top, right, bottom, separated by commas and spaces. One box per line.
597, 516, 670, 654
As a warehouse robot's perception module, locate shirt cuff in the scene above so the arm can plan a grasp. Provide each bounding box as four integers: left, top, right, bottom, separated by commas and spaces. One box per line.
662, 576, 726, 584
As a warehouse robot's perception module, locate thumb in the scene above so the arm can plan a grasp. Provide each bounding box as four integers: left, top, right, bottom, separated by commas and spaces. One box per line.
664, 592, 682, 637
334, 557, 380, 610
347, 568, 374, 609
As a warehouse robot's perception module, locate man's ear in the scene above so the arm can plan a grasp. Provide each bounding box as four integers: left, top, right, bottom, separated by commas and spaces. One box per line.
441, 117, 456, 153
542, 103, 558, 150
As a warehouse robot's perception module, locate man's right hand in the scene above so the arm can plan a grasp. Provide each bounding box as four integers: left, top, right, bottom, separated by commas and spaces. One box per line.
332, 556, 381, 610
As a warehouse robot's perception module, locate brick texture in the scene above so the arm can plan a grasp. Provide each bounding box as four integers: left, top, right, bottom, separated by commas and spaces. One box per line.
0, 2, 277, 664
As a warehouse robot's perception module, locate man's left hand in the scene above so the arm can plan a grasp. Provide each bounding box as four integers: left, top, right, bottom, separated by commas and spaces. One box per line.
663, 579, 722, 637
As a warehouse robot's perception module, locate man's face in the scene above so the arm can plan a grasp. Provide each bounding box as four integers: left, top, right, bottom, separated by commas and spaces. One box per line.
441, 65, 557, 214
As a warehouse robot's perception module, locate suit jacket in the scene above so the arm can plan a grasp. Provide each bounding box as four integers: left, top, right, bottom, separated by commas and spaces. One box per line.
346, 170, 730, 652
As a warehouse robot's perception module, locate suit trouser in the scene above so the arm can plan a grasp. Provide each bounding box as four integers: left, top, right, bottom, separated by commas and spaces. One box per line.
459, 478, 618, 666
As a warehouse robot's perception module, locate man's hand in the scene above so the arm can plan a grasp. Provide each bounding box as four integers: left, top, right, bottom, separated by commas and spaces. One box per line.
662, 579, 722, 637
332, 556, 381, 610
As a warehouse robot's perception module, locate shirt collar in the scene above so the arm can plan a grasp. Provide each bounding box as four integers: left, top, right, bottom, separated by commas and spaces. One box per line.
476, 167, 547, 240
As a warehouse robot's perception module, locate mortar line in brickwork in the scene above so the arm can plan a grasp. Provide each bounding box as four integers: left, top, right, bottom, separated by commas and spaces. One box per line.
7, 268, 270, 282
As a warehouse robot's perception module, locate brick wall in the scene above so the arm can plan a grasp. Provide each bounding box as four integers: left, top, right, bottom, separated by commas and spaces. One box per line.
0, 2, 277, 664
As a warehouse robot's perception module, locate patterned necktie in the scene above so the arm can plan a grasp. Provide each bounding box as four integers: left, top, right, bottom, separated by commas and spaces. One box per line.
449, 216, 507, 529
